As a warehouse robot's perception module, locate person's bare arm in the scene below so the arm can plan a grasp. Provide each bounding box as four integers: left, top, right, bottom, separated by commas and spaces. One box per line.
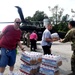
45, 38, 53, 42
0, 32, 4, 39
17, 41, 25, 52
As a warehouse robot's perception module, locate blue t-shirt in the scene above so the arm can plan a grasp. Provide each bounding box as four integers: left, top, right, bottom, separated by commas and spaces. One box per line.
41, 29, 52, 46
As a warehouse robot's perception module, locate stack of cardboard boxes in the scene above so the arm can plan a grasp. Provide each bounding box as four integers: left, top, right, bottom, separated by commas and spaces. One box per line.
20, 51, 43, 75
20, 51, 62, 75
39, 54, 62, 75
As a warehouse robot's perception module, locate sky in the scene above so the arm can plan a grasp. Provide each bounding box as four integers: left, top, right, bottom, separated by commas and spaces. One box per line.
0, 0, 75, 31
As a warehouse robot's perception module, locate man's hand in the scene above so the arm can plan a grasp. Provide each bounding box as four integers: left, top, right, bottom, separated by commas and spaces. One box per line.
21, 47, 26, 52
59, 39, 63, 42
52, 37, 59, 41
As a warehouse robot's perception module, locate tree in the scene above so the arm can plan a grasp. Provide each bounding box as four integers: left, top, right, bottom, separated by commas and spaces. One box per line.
48, 5, 64, 25
32, 10, 47, 21
24, 11, 48, 27
25, 16, 32, 21
62, 14, 69, 22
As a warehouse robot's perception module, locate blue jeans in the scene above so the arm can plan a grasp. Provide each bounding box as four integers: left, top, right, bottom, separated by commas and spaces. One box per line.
0, 48, 16, 67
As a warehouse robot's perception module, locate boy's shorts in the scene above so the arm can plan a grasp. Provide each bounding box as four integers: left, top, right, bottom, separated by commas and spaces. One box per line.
0, 48, 16, 67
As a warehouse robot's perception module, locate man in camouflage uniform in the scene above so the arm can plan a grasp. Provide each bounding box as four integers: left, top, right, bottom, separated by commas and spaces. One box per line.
60, 21, 75, 75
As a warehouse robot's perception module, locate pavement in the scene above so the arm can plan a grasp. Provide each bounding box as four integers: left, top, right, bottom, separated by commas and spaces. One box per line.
4, 41, 73, 75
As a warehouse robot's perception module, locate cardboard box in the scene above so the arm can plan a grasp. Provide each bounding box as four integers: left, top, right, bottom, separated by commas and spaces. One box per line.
57, 61, 62, 66
20, 64, 39, 75
39, 64, 59, 75
42, 58, 62, 68
21, 54, 37, 65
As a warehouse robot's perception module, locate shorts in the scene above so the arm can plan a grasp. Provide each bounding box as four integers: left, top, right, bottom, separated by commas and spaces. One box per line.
0, 48, 16, 67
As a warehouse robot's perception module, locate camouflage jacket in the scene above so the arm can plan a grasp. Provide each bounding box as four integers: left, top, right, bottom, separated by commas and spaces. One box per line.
62, 28, 75, 51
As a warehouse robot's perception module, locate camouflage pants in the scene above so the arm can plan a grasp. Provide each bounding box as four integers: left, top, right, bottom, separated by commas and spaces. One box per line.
23, 38, 27, 45
27, 39, 30, 47
71, 51, 75, 72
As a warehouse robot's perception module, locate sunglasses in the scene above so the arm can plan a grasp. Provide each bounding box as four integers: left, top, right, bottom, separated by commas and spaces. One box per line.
16, 22, 21, 24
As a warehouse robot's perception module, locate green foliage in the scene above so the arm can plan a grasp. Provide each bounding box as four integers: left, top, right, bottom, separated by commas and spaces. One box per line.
32, 10, 47, 21
24, 5, 71, 33
53, 22, 69, 33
